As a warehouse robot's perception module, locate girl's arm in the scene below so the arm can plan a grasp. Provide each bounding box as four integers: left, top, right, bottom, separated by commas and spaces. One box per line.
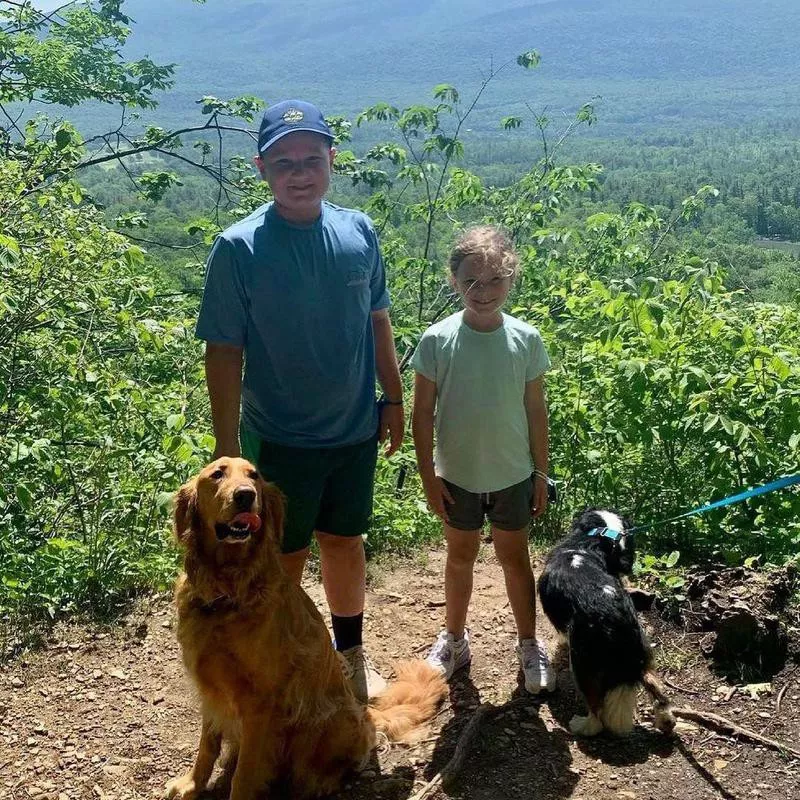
412, 372, 452, 520
525, 376, 550, 517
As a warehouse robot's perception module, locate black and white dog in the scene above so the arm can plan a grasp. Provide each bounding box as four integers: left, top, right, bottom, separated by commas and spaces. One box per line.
538, 509, 676, 736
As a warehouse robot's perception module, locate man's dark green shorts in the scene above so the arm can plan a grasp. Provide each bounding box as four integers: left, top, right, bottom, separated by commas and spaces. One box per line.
240, 427, 378, 554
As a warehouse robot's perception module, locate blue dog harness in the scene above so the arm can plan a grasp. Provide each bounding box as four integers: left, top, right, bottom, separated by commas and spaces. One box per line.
586, 526, 626, 543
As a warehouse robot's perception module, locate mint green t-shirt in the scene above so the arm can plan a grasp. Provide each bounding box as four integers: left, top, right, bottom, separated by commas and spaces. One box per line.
411, 311, 551, 494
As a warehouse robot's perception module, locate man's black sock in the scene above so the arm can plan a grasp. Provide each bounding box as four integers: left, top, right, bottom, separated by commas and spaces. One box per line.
332, 612, 363, 652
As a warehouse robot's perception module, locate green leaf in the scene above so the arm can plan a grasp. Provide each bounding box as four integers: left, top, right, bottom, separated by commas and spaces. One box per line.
15, 484, 33, 511
516, 50, 541, 69
432, 83, 458, 103
55, 127, 72, 149
0, 234, 20, 255
166, 413, 185, 431
665, 551, 680, 568
47, 538, 80, 551
156, 491, 176, 509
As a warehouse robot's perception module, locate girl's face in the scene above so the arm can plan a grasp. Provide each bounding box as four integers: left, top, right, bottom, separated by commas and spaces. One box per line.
452, 254, 513, 322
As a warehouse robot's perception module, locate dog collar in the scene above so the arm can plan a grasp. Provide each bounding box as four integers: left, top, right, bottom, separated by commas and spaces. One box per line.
586, 526, 625, 542
199, 594, 237, 614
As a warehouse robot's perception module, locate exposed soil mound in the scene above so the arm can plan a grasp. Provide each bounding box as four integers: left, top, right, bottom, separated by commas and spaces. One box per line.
680, 564, 798, 680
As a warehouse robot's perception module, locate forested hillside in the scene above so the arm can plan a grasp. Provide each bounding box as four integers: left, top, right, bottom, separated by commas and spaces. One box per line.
35, 0, 800, 131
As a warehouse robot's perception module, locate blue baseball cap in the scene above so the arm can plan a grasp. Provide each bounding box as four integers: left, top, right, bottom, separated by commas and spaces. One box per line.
257, 100, 334, 154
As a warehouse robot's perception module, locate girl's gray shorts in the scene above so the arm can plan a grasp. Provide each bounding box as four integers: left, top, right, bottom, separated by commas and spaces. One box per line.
442, 476, 532, 531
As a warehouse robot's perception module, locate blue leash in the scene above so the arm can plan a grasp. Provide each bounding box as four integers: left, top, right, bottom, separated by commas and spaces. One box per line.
629, 473, 800, 533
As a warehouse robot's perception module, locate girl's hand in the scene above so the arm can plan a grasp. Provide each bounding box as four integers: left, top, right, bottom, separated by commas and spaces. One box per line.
531, 474, 548, 518
421, 474, 454, 521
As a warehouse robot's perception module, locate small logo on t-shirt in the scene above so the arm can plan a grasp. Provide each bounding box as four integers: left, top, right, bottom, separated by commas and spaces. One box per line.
346, 268, 369, 287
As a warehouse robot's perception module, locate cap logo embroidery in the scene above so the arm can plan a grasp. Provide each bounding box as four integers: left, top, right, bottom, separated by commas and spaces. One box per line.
282, 108, 304, 124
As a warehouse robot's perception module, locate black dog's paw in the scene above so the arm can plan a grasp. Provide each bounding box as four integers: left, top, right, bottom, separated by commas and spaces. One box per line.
627, 588, 655, 612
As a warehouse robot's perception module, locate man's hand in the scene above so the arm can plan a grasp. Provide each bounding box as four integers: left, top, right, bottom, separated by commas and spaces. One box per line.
212, 438, 241, 460
531, 473, 549, 518
378, 402, 404, 457
420, 473, 454, 521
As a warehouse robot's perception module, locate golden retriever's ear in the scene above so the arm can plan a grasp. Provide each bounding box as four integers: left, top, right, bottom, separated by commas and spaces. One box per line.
260, 480, 285, 546
173, 479, 198, 544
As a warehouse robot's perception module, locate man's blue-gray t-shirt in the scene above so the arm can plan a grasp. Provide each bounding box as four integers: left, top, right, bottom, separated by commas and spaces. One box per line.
196, 201, 390, 448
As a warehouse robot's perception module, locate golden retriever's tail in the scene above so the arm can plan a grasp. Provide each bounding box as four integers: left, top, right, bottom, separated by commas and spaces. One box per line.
367, 660, 447, 743
642, 669, 677, 735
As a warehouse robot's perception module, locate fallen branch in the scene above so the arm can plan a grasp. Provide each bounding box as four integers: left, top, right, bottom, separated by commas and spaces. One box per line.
673, 707, 800, 758
408, 702, 499, 800
775, 667, 798, 715
775, 684, 789, 715
664, 676, 700, 696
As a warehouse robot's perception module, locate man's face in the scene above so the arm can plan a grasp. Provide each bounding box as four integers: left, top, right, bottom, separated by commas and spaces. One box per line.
255, 131, 335, 223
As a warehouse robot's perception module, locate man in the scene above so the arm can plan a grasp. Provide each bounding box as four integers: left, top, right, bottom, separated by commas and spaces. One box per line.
195, 99, 404, 702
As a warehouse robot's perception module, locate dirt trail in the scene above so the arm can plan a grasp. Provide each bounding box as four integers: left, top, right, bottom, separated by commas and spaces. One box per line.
1, 547, 798, 800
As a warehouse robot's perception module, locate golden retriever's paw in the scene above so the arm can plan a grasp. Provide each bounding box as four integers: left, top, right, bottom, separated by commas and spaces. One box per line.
165, 774, 202, 800
569, 714, 603, 736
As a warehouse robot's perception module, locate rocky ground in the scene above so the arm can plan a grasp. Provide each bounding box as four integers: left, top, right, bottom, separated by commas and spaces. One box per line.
1, 547, 798, 800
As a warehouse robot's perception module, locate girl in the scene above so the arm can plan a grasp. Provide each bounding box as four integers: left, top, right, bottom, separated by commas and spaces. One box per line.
411, 225, 555, 693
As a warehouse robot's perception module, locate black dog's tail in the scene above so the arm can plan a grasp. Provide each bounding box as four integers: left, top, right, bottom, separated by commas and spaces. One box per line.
642, 670, 677, 734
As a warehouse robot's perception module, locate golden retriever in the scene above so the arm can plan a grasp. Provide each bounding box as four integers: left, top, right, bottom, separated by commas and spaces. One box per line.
166, 457, 446, 800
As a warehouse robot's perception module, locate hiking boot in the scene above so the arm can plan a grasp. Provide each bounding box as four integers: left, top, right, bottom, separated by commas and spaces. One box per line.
516, 637, 556, 694
425, 629, 471, 680
338, 645, 386, 703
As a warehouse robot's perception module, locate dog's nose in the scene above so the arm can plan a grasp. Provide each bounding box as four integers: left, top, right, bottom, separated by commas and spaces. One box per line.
233, 485, 256, 511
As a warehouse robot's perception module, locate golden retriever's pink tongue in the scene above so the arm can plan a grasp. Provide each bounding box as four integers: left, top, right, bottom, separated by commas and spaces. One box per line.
232, 512, 261, 532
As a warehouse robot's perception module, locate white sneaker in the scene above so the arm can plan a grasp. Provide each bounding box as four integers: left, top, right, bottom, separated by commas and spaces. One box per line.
425, 629, 471, 680
517, 638, 556, 694
338, 645, 387, 703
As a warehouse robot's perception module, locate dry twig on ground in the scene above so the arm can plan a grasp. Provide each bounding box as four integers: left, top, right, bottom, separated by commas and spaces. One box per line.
408, 702, 500, 800
673, 707, 800, 758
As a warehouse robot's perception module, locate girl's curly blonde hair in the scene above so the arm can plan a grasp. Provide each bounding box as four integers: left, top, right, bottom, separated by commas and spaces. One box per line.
448, 225, 519, 280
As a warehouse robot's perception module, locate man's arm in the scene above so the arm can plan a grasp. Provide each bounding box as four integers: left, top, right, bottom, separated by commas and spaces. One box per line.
372, 308, 402, 400
524, 376, 550, 517
205, 342, 244, 459
371, 308, 404, 456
